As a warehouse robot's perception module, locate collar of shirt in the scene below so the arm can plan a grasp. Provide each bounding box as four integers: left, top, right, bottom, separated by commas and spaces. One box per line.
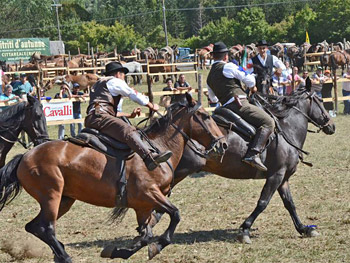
257, 54, 268, 66
212, 60, 226, 65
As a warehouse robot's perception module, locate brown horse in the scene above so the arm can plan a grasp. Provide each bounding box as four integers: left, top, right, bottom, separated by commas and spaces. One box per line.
321, 50, 350, 75
0, 94, 227, 263
198, 44, 213, 70
50, 73, 100, 92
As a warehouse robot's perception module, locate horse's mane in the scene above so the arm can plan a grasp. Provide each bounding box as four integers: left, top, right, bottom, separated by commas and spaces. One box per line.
142, 102, 189, 134
0, 102, 26, 132
265, 88, 309, 119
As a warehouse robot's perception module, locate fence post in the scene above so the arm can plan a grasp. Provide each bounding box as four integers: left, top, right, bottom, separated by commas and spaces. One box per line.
147, 72, 153, 116
333, 69, 338, 113
198, 73, 203, 105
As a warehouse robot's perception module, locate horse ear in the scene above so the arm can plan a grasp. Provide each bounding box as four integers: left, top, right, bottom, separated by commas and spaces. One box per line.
305, 76, 312, 92
27, 94, 36, 105
185, 92, 196, 107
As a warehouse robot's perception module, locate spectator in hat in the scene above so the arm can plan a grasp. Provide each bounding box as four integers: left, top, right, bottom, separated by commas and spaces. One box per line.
10, 73, 21, 92
246, 40, 286, 94
55, 81, 72, 140
311, 67, 325, 97
70, 83, 88, 137
15, 73, 34, 98
84, 61, 172, 171
207, 41, 274, 172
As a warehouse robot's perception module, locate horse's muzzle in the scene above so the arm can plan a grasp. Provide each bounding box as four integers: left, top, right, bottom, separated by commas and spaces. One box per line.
212, 139, 228, 156
323, 122, 335, 135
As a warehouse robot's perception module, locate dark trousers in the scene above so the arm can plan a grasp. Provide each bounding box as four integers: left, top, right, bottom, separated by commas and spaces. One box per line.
85, 112, 149, 157
321, 84, 334, 111
225, 99, 275, 131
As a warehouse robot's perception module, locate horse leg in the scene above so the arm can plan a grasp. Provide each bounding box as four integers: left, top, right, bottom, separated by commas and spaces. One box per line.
57, 196, 76, 219
238, 173, 285, 244
278, 180, 320, 237
25, 196, 72, 263
148, 196, 180, 260
101, 208, 154, 259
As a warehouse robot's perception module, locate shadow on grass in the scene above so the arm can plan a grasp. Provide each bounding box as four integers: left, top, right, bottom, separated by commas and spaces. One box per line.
67, 228, 247, 249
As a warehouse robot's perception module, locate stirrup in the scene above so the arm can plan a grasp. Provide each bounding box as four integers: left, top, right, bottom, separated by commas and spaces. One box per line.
242, 154, 267, 172
144, 151, 173, 171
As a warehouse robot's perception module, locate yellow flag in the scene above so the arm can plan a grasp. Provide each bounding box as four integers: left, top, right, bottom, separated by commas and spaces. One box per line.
306, 31, 310, 44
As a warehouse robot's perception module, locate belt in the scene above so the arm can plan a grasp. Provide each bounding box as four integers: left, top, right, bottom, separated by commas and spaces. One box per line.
223, 95, 247, 107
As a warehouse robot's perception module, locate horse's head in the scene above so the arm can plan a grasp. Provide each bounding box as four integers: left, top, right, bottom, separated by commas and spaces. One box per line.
169, 93, 228, 156
23, 95, 49, 145
302, 78, 335, 134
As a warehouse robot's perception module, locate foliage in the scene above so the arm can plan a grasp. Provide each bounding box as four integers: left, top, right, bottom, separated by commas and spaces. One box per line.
1, 0, 350, 51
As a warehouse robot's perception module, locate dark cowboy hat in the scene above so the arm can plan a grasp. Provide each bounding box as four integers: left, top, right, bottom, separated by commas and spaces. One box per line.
104, 62, 129, 76
256, 40, 269, 47
211, 42, 229, 53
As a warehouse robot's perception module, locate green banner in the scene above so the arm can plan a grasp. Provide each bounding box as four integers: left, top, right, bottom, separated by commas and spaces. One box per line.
0, 38, 50, 62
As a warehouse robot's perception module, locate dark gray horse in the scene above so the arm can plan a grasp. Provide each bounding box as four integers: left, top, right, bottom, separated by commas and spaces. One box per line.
151, 83, 335, 245
0, 95, 49, 168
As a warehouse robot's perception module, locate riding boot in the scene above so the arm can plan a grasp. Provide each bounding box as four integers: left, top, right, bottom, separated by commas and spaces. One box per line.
242, 127, 272, 172
126, 131, 173, 171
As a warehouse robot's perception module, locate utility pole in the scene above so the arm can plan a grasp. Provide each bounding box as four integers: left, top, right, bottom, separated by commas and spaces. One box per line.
162, 0, 169, 46
51, 0, 62, 41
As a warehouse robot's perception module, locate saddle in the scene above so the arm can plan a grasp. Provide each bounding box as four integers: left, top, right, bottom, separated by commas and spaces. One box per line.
68, 127, 134, 160
212, 107, 256, 139
68, 128, 135, 207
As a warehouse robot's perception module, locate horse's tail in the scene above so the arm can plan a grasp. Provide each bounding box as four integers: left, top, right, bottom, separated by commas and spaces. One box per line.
0, 154, 24, 212
109, 207, 129, 224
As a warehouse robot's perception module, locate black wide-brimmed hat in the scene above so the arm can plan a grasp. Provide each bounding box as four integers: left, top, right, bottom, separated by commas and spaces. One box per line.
104, 62, 129, 76
256, 40, 269, 47
212, 42, 229, 53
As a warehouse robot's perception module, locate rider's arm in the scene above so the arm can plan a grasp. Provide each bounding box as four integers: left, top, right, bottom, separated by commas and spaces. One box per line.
272, 55, 286, 71
206, 85, 219, 103
223, 62, 256, 88
106, 78, 149, 106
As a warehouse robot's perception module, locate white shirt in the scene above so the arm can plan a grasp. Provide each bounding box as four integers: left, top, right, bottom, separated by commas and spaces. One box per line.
207, 60, 255, 104
342, 73, 350, 91
247, 54, 286, 74
106, 77, 149, 106
0, 69, 3, 87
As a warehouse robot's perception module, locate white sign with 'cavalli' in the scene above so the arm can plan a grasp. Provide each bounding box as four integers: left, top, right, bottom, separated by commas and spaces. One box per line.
43, 101, 73, 121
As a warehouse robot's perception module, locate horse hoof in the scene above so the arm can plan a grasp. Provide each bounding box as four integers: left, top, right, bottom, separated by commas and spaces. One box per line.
100, 245, 115, 258
308, 229, 320, 237
237, 233, 252, 244
54, 255, 72, 263
148, 243, 161, 260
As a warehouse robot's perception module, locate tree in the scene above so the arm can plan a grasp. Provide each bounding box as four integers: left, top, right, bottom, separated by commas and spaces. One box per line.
233, 7, 269, 44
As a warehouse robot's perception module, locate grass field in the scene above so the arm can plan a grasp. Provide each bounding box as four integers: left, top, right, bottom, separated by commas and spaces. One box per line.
1, 70, 350, 263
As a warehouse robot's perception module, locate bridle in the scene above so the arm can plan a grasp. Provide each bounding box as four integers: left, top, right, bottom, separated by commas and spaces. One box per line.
181, 103, 225, 158
0, 103, 49, 148
291, 92, 332, 133
147, 103, 225, 158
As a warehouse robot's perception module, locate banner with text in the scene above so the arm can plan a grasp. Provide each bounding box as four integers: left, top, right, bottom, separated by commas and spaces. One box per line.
43, 101, 73, 122
0, 38, 50, 62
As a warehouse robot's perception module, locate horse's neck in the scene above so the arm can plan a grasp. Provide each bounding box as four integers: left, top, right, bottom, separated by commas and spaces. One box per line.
278, 103, 309, 148
147, 124, 186, 169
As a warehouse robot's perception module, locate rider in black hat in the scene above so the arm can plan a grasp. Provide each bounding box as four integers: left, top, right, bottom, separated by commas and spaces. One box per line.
207, 41, 275, 171
85, 61, 172, 171
246, 40, 286, 94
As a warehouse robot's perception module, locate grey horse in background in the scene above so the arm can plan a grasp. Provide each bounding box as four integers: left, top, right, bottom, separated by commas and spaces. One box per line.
123, 61, 143, 85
